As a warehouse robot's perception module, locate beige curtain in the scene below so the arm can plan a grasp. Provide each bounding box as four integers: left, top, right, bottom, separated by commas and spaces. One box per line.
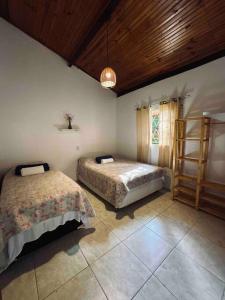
136, 107, 151, 163
158, 101, 179, 168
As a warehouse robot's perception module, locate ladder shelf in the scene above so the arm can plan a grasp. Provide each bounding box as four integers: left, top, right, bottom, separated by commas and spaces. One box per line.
172, 116, 225, 220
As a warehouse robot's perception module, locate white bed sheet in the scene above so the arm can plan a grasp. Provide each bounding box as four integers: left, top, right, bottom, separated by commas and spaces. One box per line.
7, 211, 86, 269
79, 176, 163, 208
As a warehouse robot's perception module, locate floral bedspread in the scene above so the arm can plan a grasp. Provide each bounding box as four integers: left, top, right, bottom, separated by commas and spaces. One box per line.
77, 158, 164, 207
0, 170, 95, 272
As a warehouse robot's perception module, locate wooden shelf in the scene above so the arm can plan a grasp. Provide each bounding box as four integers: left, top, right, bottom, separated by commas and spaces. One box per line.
58, 128, 80, 132
173, 116, 225, 220
177, 156, 206, 163
174, 185, 196, 197
201, 192, 225, 208
177, 138, 209, 141
201, 180, 225, 192
174, 192, 196, 207
175, 174, 197, 182
200, 201, 225, 220
177, 116, 210, 121
173, 116, 211, 212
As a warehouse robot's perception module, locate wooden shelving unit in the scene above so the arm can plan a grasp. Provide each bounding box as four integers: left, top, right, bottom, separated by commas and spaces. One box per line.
172, 116, 210, 208
172, 116, 225, 220
199, 180, 225, 219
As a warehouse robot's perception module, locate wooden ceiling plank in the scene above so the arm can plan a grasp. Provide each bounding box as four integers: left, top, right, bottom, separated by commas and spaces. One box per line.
77, 0, 201, 70
0, 0, 9, 20
68, 0, 120, 66
110, 0, 203, 57
117, 48, 225, 96
118, 35, 225, 92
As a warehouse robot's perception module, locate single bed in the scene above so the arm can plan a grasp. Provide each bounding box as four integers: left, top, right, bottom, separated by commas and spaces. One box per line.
77, 157, 164, 209
0, 169, 95, 273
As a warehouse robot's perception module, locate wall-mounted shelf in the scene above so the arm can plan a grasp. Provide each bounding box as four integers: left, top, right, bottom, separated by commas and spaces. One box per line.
58, 127, 80, 132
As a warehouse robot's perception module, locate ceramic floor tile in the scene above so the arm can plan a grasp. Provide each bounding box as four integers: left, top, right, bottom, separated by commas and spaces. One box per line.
100, 212, 144, 241
78, 218, 120, 264
193, 212, 225, 248
46, 267, 106, 300
162, 202, 199, 227
0, 255, 38, 300
124, 227, 172, 272
177, 230, 225, 282
92, 243, 151, 300
34, 232, 88, 300
133, 275, 176, 300
146, 214, 190, 246
155, 249, 225, 300
146, 194, 174, 214
126, 203, 158, 225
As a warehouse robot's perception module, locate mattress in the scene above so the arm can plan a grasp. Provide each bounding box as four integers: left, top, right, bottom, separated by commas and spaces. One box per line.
0, 169, 95, 273
77, 158, 164, 208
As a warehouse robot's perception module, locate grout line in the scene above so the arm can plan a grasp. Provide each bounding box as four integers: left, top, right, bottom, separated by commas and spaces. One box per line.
174, 246, 225, 284
130, 273, 153, 299
153, 274, 179, 300
97, 216, 147, 242
122, 234, 175, 276
41, 265, 90, 300
89, 265, 109, 300
154, 247, 225, 296
39, 221, 123, 300
40, 195, 210, 299
32, 255, 40, 300
79, 247, 109, 300
221, 286, 225, 300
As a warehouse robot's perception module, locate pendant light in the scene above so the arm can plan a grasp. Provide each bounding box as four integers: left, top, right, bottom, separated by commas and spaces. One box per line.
100, 21, 116, 88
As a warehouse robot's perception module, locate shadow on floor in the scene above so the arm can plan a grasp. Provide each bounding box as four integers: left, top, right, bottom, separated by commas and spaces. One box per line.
80, 181, 169, 221
0, 225, 95, 293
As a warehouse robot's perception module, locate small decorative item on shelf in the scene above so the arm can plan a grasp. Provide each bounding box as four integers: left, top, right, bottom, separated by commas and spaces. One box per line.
65, 113, 74, 129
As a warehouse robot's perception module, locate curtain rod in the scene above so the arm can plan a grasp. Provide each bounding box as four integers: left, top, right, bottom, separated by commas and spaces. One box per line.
136, 97, 183, 110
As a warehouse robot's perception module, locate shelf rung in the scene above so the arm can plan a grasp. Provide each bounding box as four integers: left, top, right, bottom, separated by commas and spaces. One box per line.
201, 180, 225, 192
177, 117, 210, 121
174, 185, 196, 197
175, 174, 197, 182
177, 156, 198, 162
174, 192, 196, 207
177, 156, 206, 163
201, 192, 225, 208
200, 202, 225, 220
177, 138, 209, 141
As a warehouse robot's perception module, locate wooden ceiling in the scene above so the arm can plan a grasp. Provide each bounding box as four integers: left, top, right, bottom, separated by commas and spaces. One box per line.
1, 0, 225, 96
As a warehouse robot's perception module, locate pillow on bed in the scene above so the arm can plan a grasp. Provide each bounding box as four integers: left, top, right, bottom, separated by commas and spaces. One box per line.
21, 165, 45, 176
101, 158, 114, 164
15, 163, 49, 176
95, 155, 113, 164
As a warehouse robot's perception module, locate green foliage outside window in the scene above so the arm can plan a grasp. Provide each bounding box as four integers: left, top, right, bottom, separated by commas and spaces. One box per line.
152, 113, 159, 144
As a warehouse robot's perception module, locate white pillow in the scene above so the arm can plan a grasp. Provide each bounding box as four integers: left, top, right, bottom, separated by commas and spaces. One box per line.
21, 165, 45, 176
101, 158, 114, 164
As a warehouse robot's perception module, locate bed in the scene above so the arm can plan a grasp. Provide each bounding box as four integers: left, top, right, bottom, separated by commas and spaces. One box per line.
0, 169, 95, 273
77, 157, 164, 209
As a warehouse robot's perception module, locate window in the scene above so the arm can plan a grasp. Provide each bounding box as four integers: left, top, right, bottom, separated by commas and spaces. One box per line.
152, 110, 160, 144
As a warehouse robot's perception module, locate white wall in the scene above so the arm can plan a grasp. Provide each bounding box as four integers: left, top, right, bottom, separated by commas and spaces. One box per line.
117, 57, 225, 182
1, 16, 225, 184
0, 18, 117, 180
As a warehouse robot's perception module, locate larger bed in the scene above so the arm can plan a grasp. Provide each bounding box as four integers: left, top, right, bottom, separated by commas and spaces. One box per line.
0, 169, 95, 273
77, 157, 164, 209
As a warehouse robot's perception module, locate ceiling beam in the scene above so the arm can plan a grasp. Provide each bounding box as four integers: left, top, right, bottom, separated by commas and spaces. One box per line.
0, 0, 9, 20
68, 0, 120, 67
117, 49, 225, 97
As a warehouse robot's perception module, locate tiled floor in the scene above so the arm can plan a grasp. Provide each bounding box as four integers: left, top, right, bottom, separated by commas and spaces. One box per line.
1, 188, 225, 300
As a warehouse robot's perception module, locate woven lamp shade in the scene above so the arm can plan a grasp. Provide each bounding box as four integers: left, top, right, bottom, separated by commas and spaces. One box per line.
100, 67, 116, 88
